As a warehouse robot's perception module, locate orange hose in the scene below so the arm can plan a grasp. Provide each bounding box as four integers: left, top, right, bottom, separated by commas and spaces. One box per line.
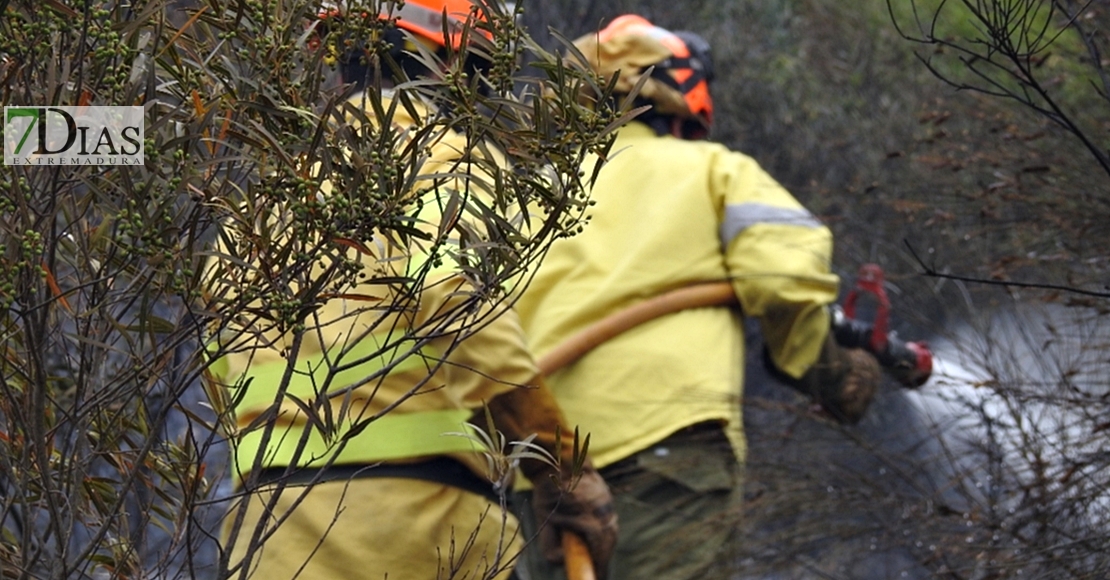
562, 530, 596, 580
545, 281, 738, 579
538, 281, 738, 376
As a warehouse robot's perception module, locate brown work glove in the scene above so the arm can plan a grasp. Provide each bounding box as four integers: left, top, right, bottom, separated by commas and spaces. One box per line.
831, 348, 882, 422
485, 379, 618, 578
530, 464, 618, 580
768, 334, 881, 424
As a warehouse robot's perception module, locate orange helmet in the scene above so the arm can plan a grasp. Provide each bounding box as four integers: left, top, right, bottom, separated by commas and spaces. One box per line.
317, 0, 488, 50
573, 15, 714, 136
315, 1, 493, 87
388, 0, 488, 49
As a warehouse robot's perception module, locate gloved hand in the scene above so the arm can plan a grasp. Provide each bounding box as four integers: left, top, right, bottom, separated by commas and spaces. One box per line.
767, 334, 881, 424
485, 378, 619, 577
830, 348, 882, 423
530, 464, 618, 579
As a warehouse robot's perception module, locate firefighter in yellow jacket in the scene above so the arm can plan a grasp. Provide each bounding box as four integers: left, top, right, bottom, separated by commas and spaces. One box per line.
513, 15, 882, 580
215, 2, 617, 579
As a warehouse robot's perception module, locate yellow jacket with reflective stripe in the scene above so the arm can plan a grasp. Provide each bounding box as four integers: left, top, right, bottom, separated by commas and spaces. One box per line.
213, 93, 537, 480
514, 121, 839, 468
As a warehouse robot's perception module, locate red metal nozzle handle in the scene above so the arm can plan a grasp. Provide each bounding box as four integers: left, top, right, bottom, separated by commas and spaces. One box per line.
842, 263, 891, 353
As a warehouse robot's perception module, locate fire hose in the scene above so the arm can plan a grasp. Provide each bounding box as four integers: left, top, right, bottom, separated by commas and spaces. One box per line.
536, 264, 932, 580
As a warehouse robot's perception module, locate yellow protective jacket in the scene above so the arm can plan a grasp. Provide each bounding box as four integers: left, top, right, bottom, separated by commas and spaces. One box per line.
216, 93, 540, 579
215, 92, 535, 480
514, 121, 840, 468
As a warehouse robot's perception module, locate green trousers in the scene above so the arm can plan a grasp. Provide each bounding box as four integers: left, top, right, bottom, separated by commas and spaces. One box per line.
513, 423, 744, 580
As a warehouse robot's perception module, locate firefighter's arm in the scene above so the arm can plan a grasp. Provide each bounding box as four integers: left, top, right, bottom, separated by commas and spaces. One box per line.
715, 154, 880, 422
762, 330, 881, 424
433, 288, 615, 576
486, 380, 618, 579
724, 248, 885, 422
714, 154, 838, 373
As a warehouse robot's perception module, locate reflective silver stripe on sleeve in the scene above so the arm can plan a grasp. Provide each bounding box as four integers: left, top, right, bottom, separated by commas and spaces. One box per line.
719, 203, 823, 249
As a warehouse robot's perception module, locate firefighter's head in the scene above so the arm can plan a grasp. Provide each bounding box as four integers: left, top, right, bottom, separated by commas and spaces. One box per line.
316, 0, 491, 90
572, 15, 714, 140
